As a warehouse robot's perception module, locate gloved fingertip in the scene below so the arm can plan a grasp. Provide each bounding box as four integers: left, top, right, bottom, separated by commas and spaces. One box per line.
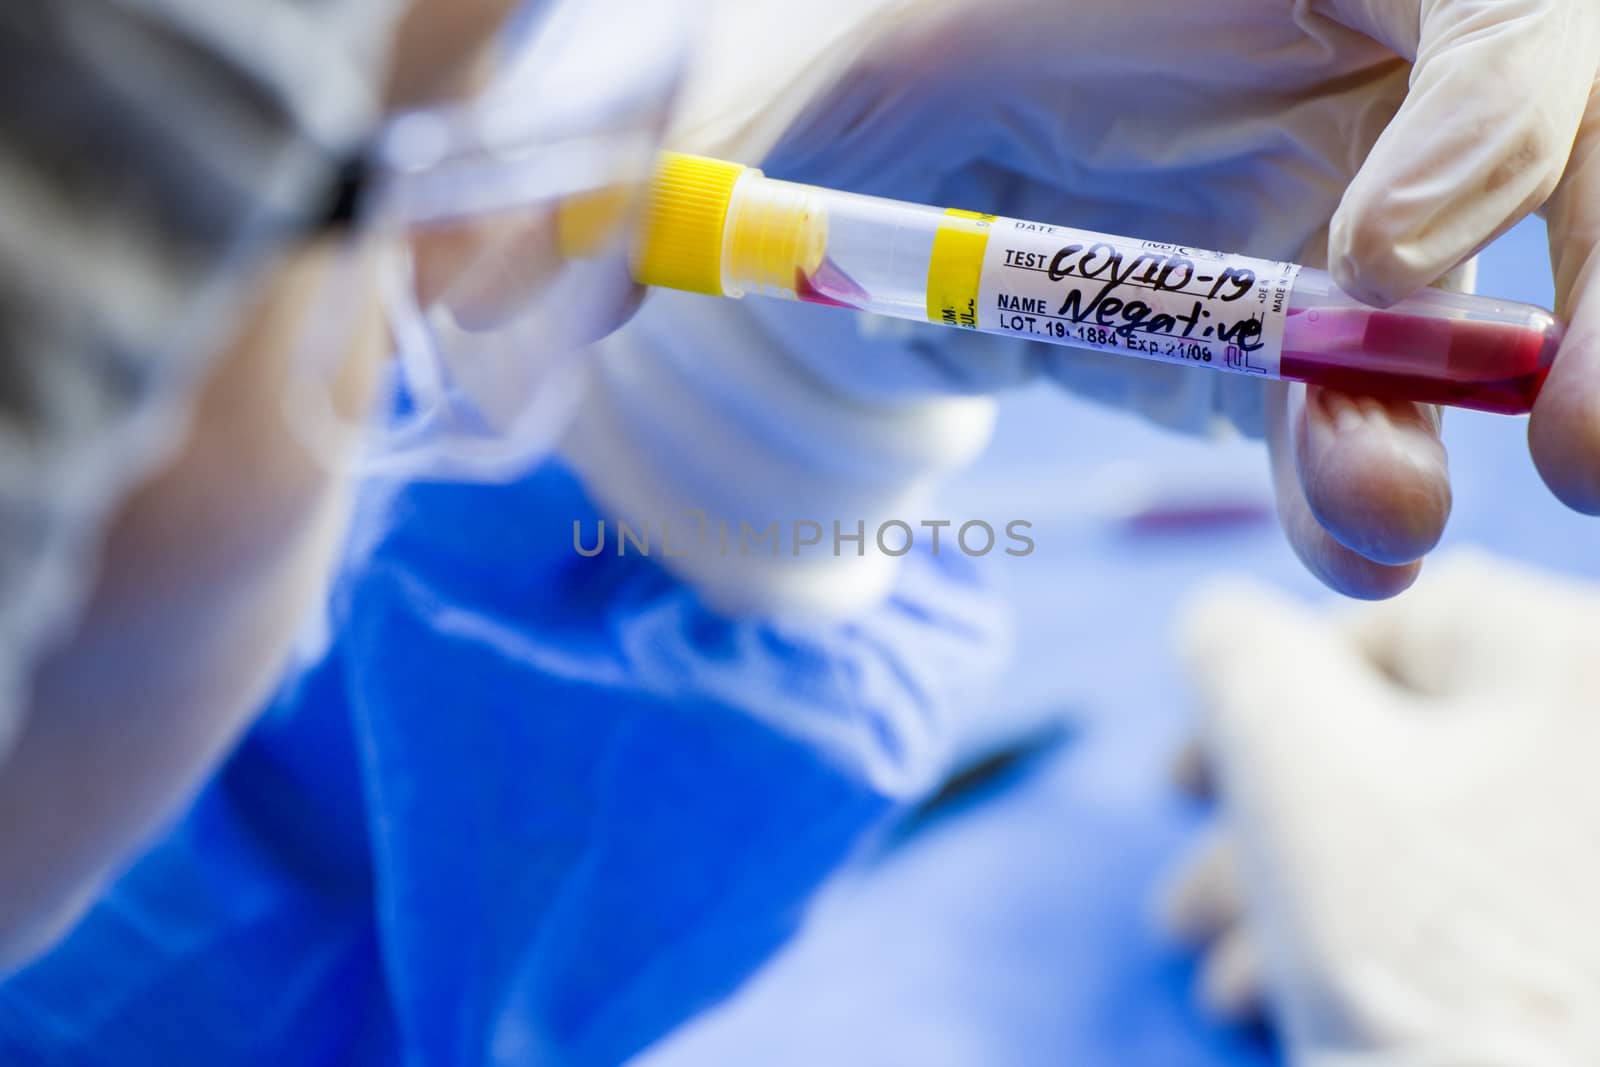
1297, 388, 1451, 566
1329, 61, 1578, 312
1328, 207, 1412, 310
1530, 333, 1600, 515
1274, 403, 1430, 599
1302, 540, 1425, 602
1196, 928, 1265, 1027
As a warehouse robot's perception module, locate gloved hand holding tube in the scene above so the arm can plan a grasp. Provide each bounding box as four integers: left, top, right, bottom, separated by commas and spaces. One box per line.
564, 0, 1600, 613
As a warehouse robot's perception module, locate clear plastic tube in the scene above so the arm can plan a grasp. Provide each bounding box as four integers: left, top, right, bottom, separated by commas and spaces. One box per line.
1276, 274, 1555, 415
634, 156, 1563, 416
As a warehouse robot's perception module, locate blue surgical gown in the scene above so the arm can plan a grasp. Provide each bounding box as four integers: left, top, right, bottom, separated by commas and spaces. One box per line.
0, 459, 1007, 1066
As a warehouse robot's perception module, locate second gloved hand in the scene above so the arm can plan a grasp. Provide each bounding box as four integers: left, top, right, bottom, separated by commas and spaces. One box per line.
1163, 552, 1600, 1064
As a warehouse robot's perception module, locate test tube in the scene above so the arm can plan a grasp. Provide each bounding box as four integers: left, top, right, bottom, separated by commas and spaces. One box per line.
619, 153, 1563, 415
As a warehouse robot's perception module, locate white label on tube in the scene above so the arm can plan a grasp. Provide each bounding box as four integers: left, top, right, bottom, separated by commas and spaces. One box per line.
976, 218, 1301, 377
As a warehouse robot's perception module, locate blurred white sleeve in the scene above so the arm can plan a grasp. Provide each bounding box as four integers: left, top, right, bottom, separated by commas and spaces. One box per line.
560, 288, 996, 619
560, 0, 1004, 619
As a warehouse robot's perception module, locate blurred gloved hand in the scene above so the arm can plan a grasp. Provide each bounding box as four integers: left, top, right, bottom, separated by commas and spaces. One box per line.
565, 0, 1600, 613
1161, 551, 1600, 1063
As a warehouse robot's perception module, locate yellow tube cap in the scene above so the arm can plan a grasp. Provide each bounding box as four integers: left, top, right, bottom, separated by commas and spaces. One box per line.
632, 153, 746, 296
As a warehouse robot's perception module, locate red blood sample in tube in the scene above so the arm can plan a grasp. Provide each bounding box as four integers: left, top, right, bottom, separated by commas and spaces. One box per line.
795, 257, 870, 310
1281, 308, 1559, 415
792, 253, 1558, 414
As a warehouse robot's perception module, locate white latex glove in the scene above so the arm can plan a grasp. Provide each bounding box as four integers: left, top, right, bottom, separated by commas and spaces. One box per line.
1162, 551, 1600, 1065
564, 0, 1600, 615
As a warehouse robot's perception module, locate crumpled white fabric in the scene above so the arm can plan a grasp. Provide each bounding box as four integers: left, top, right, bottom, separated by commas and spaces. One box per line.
1163, 550, 1600, 1066
563, 0, 1600, 614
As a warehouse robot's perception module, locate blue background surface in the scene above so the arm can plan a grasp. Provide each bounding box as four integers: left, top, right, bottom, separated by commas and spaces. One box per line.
637, 219, 1599, 1066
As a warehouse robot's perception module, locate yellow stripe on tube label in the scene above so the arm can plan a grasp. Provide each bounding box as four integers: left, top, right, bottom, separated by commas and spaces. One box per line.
926, 209, 996, 328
